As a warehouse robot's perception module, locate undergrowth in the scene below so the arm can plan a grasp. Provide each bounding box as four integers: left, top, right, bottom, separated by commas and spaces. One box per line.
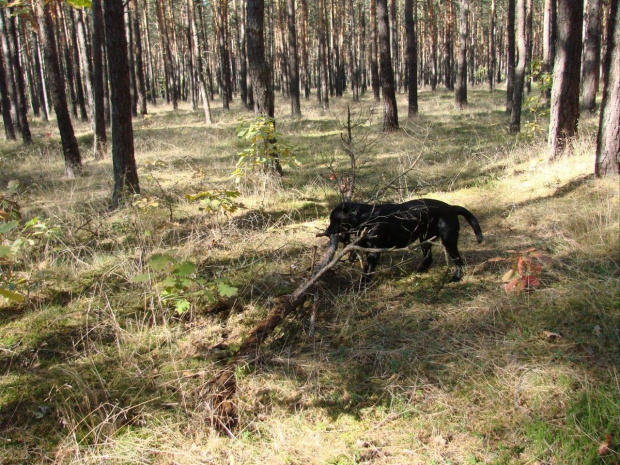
0, 89, 618, 464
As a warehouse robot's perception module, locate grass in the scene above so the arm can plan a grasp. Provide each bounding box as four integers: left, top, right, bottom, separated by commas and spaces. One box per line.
1, 87, 619, 464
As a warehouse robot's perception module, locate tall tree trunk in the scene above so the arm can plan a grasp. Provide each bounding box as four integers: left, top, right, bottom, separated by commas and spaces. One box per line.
124, 6, 138, 117
582, 0, 602, 113
6, 8, 31, 143
75, 9, 94, 123
542, 0, 556, 106
104, 0, 140, 206
510, 0, 527, 132
287, 0, 301, 115
370, 0, 380, 101
189, 0, 212, 124
348, 0, 359, 101
390, 0, 399, 91
405, 0, 418, 117
377, 0, 398, 131
36, 0, 82, 177
455, 0, 469, 109
33, 33, 50, 120
488, 0, 496, 90
216, 0, 232, 109
131, 0, 147, 115
0, 37, 16, 140
0, 9, 20, 133
299, 0, 310, 98
444, 0, 454, 90
318, 0, 329, 109
92, 0, 108, 158
156, 0, 177, 109
506, 0, 515, 113
548, 0, 584, 159
427, 0, 438, 90
22, 24, 41, 119
524, 0, 533, 93
246, 0, 274, 117
594, 0, 619, 176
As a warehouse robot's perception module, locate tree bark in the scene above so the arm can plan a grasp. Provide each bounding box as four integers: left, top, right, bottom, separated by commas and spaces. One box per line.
377, 0, 398, 131
426, 0, 438, 90
594, 0, 619, 176
542, 0, 556, 106
318, 0, 329, 110
488, 0, 496, 90
455, 0, 469, 109
6, 8, 30, 143
246, 0, 275, 118
104, 0, 140, 205
405, 0, 418, 117
370, 0, 380, 101
0, 9, 20, 133
36, 0, 82, 177
0, 36, 16, 140
548, 0, 584, 159
92, 0, 108, 158
582, 0, 602, 113
510, 0, 527, 132
287, 0, 301, 115
130, 0, 148, 115
75, 9, 94, 124
299, 0, 310, 98
506, 0, 515, 113
215, 0, 232, 110
189, 0, 212, 124
445, 0, 454, 90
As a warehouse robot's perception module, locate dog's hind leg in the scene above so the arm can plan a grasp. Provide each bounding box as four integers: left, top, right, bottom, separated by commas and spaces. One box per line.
442, 236, 465, 282
416, 242, 433, 272
361, 252, 381, 286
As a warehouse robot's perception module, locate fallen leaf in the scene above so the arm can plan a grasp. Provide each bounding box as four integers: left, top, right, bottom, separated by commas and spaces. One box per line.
543, 331, 562, 341
593, 325, 602, 337
598, 434, 612, 456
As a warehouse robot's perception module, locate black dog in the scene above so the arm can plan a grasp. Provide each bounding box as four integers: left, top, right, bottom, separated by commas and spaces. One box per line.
317, 199, 483, 284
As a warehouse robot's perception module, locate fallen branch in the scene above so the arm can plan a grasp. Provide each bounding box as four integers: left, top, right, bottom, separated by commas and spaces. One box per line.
205, 234, 437, 433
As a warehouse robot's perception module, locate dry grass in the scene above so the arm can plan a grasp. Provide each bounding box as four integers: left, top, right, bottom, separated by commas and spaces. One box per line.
1, 88, 619, 465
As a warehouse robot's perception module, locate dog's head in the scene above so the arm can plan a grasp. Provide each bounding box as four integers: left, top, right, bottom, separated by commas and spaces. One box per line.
317, 202, 365, 237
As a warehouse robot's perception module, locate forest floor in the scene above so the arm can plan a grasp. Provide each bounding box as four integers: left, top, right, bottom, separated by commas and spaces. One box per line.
0, 88, 619, 465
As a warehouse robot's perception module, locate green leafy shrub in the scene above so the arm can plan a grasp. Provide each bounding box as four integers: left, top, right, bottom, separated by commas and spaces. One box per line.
131, 251, 238, 315
185, 190, 244, 215
233, 116, 298, 178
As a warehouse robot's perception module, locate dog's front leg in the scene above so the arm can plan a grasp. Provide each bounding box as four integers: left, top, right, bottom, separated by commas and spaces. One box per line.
361, 252, 381, 287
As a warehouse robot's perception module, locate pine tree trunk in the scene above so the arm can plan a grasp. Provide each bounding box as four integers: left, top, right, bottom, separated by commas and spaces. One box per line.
445, 0, 454, 90
455, 0, 468, 109
104, 0, 140, 206
0, 38, 16, 140
21, 22, 41, 119
524, 0, 533, 93
542, 0, 556, 106
75, 9, 94, 124
36, 0, 82, 177
405, 0, 418, 117
377, 0, 398, 131
131, 0, 148, 115
582, 0, 602, 113
427, 0, 438, 90
510, 0, 527, 132
594, 0, 618, 176
33, 33, 50, 120
488, 0, 496, 90
6, 8, 31, 143
92, 0, 108, 158
246, 0, 275, 117
390, 0, 399, 91
0, 9, 20, 133
548, 0, 584, 159
506, 0, 515, 113
370, 0, 381, 101
318, 0, 329, 109
287, 0, 301, 115
299, 0, 310, 98
189, 0, 212, 124
216, 0, 232, 109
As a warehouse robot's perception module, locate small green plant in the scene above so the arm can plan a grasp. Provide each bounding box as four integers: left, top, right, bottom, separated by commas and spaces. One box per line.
1, 216, 60, 303
489, 247, 553, 292
233, 116, 297, 178
131, 250, 238, 315
185, 189, 244, 215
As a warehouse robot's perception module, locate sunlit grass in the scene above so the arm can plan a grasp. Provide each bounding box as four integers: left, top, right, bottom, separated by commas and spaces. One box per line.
0, 86, 618, 464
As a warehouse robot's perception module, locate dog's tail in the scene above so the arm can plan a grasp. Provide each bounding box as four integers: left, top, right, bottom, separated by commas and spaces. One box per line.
454, 206, 484, 243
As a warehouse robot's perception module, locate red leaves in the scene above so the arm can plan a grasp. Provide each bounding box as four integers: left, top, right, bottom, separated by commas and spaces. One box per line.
491, 248, 552, 293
